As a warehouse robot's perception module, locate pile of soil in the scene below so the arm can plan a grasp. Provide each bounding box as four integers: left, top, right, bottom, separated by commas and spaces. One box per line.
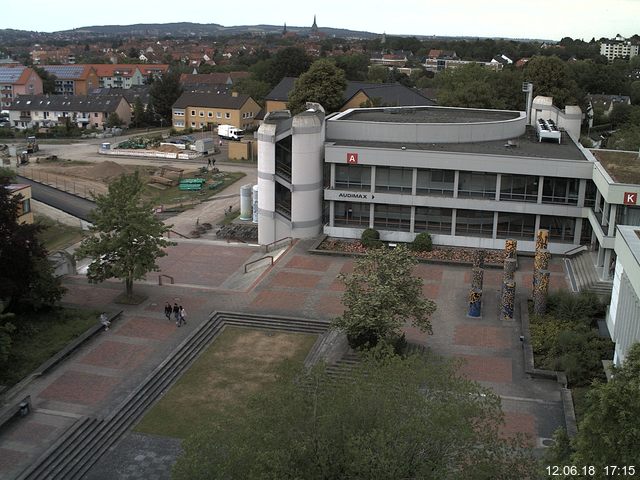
87, 161, 129, 181
155, 144, 182, 153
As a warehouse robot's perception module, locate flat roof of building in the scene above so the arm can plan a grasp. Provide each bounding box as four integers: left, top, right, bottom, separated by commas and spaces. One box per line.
330, 126, 588, 161
591, 150, 640, 184
336, 106, 521, 124
618, 225, 640, 268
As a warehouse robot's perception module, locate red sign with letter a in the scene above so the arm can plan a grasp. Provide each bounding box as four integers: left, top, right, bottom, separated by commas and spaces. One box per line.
347, 153, 358, 164
624, 192, 637, 205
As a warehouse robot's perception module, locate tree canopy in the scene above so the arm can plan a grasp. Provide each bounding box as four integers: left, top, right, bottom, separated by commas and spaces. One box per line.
0, 168, 64, 312
524, 56, 581, 108
548, 342, 640, 477
149, 71, 183, 124
331, 245, 436, 349
75, 172, 173, 298
173, 350, 536, 480
287, 59, 347, 114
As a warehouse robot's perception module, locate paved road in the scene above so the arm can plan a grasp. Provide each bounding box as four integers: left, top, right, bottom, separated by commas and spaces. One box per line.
16, 175, 95, 221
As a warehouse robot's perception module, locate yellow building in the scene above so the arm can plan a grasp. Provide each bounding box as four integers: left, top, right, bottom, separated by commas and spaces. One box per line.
171, 92, 261, 131
8, 184, 33, 224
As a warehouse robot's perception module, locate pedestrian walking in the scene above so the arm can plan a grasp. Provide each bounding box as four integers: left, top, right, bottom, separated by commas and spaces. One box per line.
207, 157, 213, 168
178, 306, 187, 326
99, 312, 110, 331
164, 302, 172, 320
173, 303, 180, 325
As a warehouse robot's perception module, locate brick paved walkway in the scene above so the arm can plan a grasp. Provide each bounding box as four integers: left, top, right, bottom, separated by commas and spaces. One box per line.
0, 239, 569, 479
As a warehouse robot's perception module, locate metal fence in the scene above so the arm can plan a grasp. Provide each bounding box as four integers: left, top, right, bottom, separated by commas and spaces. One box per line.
18, 167, 105, 199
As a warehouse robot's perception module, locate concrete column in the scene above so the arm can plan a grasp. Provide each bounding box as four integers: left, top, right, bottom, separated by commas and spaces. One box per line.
370, 166, 376, 194
495, 174, 502, 201
534, 214, 541, 235
410, 206, 416, 233
329, 201, 335, 227
330, 163, 336, 188
451, 209, 457, 236
411, 168, 417, 196
597, 245, 605, 268
608, 204, 618, 237
453, 171, 459, 199
595, 190, 601, 213
603, 249, 613, 280
574, 218, 583, 245
602, 201, 610, 227
492, 211, 498, 239
577, 179, 586, 208
537, 176, 544, 204
369, 203, 374, 228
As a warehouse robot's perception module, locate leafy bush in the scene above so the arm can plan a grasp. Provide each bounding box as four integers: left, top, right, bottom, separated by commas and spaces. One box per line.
361, 228, 383, 248
411, 232, 433, 252
546, 291, 605, 324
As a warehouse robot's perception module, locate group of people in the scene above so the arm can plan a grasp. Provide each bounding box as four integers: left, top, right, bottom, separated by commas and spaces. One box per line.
164, 302, 187, 327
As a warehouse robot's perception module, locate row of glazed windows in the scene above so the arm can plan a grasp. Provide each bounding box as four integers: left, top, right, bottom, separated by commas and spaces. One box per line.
334, 165, 585, 206
333, 202, 577, 242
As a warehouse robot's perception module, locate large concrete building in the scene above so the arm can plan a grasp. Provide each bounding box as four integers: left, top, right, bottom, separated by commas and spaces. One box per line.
608, 225, 640, 366
257, 98, 640, 283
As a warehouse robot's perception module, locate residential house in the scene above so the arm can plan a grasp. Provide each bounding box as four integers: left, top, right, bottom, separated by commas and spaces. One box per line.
587, 94, 632, 118
490, 54, 513, 67
0, 66, 43, 109
179, 72, 250, 89
423, 50, 501, 72
91, 64, 169, 89
262, 77, 435, 117
370, 50, 411, 67
7, 94, 131, 130
171, 91, 261, 131
7, 184, 33, 224
38, 65, 99, 95
89, 85, 151, 118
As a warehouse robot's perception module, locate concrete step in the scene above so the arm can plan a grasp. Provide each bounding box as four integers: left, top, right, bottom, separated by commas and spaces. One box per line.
19, 312, 332, 480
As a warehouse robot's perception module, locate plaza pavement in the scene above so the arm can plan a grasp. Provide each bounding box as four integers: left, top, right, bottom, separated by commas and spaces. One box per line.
0, 238, 569, 479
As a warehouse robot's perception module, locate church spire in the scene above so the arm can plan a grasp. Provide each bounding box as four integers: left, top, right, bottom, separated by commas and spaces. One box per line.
312, 14, 318, 31
283, 22, 287, 35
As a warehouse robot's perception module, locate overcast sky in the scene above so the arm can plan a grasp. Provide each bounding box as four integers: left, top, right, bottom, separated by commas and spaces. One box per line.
3, 0, 639, 41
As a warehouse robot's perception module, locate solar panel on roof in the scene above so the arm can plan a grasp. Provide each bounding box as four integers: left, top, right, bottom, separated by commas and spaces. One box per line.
41, 65, 85, 79
0, 66, 26, 83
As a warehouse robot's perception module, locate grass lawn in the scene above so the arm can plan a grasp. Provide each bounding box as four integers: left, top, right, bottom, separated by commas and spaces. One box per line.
144, 171, 245, 207
592, 150, 640, 184
35, 215, 85, 252
0, 307, 99, 387
134, 327, 317, 439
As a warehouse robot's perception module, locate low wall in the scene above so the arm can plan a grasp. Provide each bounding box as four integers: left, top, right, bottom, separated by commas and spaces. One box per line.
99, 148, 199, 160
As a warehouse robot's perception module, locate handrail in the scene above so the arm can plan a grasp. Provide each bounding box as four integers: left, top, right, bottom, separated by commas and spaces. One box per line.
563, 244, 588, 257
158, 274, 174, 286
244, 255, 274, 273
263, 236, 293, 253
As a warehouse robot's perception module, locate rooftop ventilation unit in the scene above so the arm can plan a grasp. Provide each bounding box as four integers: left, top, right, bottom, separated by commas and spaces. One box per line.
536, 118, 561, 144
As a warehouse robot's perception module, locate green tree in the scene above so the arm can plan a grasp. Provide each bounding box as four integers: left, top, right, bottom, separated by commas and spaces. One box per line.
106, 112, 123, 128
367, 64, 388, 83
149, 71, 183, 125
0, 300, 16, 364
173, 350, 536, 480
570, 343, 640, 476
608, 125, 640, 151
75, 172, 173, 298
233, 78, 271, 105
0, 169, 64, 312
32, 66, 57, 95
332, 245, 436, 349
334, 53, 370, 81
524, 55, 581, 108
630, 81, 640, 105
264, 46, 312, 86
131, 97, 146, 128
287, 59, 347, 114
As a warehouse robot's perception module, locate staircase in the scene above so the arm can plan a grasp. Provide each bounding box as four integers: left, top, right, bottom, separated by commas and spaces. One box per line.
17, 312, 330, 480
566, 252, 613, 297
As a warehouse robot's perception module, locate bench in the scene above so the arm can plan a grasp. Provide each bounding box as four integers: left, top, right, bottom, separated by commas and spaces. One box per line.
0, 395, 32, 430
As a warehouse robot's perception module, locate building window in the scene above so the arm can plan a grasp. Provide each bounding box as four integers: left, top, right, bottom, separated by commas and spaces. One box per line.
499, 174, 538, 202
335, 165, 371, 190
191, 110, 196, 116
225, 112, 231, 119
458, 171, 497, 199
216, 112, 221, 118
542, 177, 579, 205
275, 182, 291, 220
374, 204, 411, 231
199, 111, 204, 117
496, 212, 536, 240
191, 122, 196, 127
17, 198, 31, 216
208, 112, 213, 117
375, 167, 413, 193
414, 206, 452, 234
456, 209, 495, 237
334, 201, 369, 227
539, 215, 575, 243
175, 120, 184, 127
416, 169, 454, 196
584, 180, 597, 207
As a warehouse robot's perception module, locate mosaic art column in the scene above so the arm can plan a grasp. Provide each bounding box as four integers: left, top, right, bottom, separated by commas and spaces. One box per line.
468, 267, 484, 318
501, 239, 518, 320
532, 229, 551, 315
533, 270, 550, 315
